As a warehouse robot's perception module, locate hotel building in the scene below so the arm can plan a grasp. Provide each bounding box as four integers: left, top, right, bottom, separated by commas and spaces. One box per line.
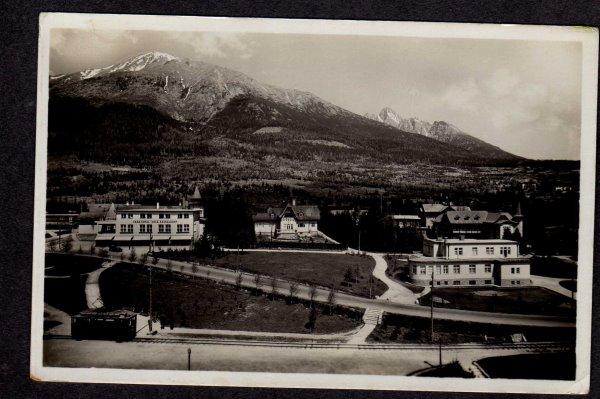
408, 236, 531, 287
94, 189, 206, 251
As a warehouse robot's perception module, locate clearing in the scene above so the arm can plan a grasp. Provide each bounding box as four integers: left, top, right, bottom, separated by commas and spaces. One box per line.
99, 263, 362, 334
418, 286, 575, 317
211, 251, 386, 298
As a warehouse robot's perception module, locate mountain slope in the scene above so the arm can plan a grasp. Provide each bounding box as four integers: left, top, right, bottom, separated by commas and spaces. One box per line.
365, 107, 518, 160
50, 51, 519, 165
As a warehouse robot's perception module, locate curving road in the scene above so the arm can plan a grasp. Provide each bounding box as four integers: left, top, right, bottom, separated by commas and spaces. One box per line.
98, 251, 574, 328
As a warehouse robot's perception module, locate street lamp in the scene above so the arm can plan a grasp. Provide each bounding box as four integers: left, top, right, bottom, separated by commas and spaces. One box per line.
353, 211, 361, 253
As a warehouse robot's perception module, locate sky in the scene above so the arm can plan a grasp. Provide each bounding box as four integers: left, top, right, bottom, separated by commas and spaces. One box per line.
50, 29, 582, 160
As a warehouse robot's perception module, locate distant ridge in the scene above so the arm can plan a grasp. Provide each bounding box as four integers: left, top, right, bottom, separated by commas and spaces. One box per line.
365, 107, 519, 160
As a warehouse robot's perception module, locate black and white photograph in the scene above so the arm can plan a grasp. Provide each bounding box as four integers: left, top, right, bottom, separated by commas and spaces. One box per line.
30, 13, 597, 393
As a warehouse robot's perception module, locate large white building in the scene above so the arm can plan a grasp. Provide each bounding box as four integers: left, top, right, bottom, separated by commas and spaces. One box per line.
408, 236, 531, 287
94, 189, 206, 251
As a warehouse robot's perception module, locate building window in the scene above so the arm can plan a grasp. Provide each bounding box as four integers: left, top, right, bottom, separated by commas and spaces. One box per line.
443, 265, 449, 274
159, 214, 164, 219
298, 223, 305, 228
469, 280, 476, 285
436, 281, 441, 286
159, 224, 172, 234
454, 247, 463, 256
516, 280, 521, 285
198, 210, 204, 217
435, 265, 441, 274
140, 214, 146, 219
453, 265, 460, 274
485, 264, 492, 273
444, 281, 449, 285
420, 266, 426, 275
472, 247, 478, 255
515, 267, 520, 274
500, 246, 511, 256
184, 214, 189, 219
485, 280, 492, 284
176, 224, 190, 234
140, 224, 147, 233
453, 281, 460, 286
469, 264, 476, 274
412, 265, 417, 274
485, 247, 494, 255
120, 224, 127, 233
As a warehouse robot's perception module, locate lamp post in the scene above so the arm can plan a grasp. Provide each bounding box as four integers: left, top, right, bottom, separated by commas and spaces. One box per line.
187, 348, 192, 370
430, 269, 434, 343
148, 261, 153, 333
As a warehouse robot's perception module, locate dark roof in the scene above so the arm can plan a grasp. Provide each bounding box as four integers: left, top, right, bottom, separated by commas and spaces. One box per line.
252, 205, 320, 222
440, 210, 517, 225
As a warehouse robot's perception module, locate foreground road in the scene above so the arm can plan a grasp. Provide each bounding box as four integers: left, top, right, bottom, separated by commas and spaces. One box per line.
94, 252, 574, 328
43, 337, 570, 375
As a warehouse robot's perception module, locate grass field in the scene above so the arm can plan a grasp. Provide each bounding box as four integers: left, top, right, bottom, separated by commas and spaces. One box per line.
419, 287, 575, 317
531, 256, 577, 279
476, 352, 576, 380
414, 361, 474, 378
99, 263, 362, 334
45, 253, 105, 276
43, 254, 105, 315
368, 313, 575, 344
211, 251, 386, 298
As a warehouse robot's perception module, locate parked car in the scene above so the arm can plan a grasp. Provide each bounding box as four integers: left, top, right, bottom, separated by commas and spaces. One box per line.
108, 245, 123, 253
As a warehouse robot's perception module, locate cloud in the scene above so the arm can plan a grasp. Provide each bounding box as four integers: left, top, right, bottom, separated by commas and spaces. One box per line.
171, 32, 252, 59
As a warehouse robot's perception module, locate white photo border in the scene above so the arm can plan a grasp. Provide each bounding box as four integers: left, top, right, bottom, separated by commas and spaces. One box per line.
31, 12, 598, 394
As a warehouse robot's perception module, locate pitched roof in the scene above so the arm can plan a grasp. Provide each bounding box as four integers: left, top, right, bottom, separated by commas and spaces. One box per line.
252, 207, 284, 222
443, 210, 489, 224
441, 210, 517, 225
421, 203, 449, 213
252, 205, 320, 222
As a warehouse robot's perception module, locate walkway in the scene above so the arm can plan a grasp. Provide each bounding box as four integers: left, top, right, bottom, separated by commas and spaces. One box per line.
84, 260, 116, 309
369, 253, 418, 304
531, 274, 577, 300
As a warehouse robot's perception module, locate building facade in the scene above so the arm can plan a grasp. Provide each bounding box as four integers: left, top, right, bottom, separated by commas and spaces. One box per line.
433, 209, 523, 240
408, 236, 531, 287
95, 202, 205, 251
253, 201, 320, 239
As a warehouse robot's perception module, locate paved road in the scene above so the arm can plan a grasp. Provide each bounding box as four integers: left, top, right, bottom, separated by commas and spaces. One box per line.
98, 252, 574, 328
531, 274, 576, 300
43, 337, 571, 376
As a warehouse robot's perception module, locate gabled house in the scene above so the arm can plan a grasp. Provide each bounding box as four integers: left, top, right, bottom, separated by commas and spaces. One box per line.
434, 209, 523, 240
419, 203, 471, 228
253, 200, 320, 239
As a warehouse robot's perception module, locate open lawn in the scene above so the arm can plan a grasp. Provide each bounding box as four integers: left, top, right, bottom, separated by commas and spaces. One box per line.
531, 256, 577, 279
43, 254, 105, 315
476, 352, 575, 380
45, 253, 105, 276
368, 313, 575, 344
99, 263, 363, 334
419, 287, 575, 317
210, 251, 386, 298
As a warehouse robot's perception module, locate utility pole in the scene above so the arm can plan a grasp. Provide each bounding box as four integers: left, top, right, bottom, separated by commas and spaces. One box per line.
430, 270, 434, 343
148, 263, 153, 332
187, 347, 191, 370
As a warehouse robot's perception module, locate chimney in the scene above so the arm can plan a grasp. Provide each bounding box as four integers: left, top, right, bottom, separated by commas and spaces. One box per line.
156, 202, 160, 210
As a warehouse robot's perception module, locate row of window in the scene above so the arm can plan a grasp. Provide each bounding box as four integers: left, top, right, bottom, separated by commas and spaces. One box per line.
452, 246, 512, 256
119, 213, 195, 219
429, 280, 494, 286
119, 224, 191, 234
413, 264, 493, 275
